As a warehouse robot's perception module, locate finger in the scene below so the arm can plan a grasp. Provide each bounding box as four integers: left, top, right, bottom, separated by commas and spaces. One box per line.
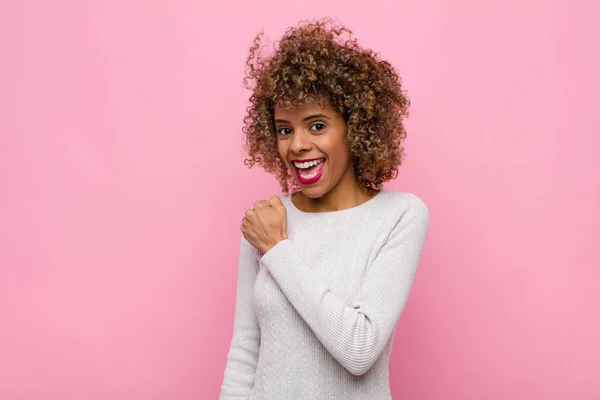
268, 196, 284, 208
241, 216, 250, 232
254, 200, 271, 209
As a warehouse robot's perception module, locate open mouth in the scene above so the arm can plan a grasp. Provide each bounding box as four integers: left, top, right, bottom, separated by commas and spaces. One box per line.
292, 158, 326, 184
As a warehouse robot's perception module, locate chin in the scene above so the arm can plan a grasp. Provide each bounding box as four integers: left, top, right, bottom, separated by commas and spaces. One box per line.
297, 183, 329, 199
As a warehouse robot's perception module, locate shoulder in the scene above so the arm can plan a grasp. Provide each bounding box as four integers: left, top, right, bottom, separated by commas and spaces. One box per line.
239, 234, 261, 258
380, 190, 428, 213
379, 190, 430, 226
277, 192, 293, 206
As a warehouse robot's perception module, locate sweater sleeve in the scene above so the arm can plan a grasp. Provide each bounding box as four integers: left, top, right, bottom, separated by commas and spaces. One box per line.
219, 236, 261, 399
259, 197, 429, 376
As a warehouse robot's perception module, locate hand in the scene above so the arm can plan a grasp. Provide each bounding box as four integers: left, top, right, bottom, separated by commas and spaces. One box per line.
241, 196, 288, 254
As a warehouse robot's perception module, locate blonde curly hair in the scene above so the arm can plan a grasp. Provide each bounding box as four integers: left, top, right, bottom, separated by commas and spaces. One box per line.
242, 18, 410, 193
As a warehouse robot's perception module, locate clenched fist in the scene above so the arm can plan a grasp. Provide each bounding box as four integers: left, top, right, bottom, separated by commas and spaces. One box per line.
241, 196, 288, 254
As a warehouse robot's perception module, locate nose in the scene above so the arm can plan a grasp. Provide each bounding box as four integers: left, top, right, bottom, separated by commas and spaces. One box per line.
290, 130, 312, 154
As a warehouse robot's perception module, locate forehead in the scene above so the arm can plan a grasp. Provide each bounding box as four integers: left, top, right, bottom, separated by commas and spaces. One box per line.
273, 100, 333, 119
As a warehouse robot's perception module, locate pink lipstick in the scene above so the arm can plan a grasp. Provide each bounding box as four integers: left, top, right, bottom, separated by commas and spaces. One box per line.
291, 158, 326, 185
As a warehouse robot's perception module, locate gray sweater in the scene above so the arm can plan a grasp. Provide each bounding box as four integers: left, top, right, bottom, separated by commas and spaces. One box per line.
219, 190, 430, 399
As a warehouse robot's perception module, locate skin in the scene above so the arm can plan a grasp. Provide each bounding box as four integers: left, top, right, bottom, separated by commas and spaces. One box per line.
241, 100, 378, 254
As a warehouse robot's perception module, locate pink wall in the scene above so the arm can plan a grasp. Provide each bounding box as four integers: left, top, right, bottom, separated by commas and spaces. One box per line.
1, 1, 598, 399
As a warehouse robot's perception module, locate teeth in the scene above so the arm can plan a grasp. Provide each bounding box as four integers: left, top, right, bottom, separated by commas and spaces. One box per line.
300, 170, 319, 179
294, 158, 325, 169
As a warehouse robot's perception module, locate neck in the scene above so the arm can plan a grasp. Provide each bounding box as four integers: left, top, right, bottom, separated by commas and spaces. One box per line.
293, 169, 378, 213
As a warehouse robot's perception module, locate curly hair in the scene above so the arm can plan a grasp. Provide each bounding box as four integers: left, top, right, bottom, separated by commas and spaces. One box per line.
242, 18, 410, 193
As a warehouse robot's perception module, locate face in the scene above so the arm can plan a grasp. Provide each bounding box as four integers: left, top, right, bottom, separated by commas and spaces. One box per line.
274, 100, 356, 199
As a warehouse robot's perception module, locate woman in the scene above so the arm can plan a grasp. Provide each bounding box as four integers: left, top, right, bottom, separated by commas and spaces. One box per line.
219, 18, 430, 400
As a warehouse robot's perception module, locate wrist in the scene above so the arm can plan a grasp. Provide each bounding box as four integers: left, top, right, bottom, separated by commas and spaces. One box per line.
264, 236, 287, 253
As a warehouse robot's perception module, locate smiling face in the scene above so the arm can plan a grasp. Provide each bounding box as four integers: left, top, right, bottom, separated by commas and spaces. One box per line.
274, 100, 357, 199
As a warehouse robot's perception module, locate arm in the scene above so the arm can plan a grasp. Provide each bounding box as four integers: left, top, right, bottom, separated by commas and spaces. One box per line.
219, 236, 261, 399
259, 197, 429, 376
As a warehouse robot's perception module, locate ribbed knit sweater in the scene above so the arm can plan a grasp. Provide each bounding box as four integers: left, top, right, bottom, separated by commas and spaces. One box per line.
219, 190, 430, 399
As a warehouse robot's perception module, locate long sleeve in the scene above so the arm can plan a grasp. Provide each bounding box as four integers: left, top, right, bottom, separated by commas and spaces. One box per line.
259, 197, 429, 376
219, 236, 261, 399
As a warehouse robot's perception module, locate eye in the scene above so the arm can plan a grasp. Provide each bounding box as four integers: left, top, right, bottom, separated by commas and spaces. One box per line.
277, 127, 293, 135
309, 123, 326, 132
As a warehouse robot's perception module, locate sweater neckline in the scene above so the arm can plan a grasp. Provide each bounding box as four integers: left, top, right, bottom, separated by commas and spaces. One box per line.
282, 189, 389, 217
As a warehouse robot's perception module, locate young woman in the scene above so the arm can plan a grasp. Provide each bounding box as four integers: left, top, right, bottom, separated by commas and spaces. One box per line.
219, 19, 430, 400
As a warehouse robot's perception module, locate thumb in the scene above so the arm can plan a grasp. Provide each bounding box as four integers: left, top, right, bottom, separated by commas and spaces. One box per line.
282, 206, 287, 234
269, 196, 288, 237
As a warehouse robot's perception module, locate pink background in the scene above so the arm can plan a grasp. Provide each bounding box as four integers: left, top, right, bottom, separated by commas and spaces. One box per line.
1, 1, 599, 399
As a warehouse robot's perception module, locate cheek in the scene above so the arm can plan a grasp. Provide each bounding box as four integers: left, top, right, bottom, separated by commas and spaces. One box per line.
277, 141, 292, 170
324, 148, 349, 180
334, 152, 351, 174
332, 140, 351, 167
276, 140, 286, 158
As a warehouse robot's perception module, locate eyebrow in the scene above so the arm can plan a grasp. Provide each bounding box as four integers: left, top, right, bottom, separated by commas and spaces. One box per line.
274, 113, 331, 124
